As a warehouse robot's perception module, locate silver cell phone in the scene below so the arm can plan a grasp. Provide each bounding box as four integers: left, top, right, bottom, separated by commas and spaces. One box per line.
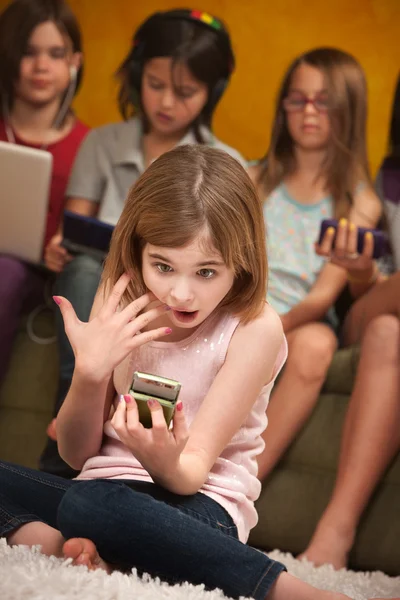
129, 371, 181, 429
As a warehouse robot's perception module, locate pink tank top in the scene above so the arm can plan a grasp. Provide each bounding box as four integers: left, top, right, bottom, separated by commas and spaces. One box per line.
78, 308, 287, 542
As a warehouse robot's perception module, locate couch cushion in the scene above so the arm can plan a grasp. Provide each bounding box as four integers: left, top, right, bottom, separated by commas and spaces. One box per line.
0, 310, 57, 467
0, 310, 58, 413
322, 345, 360, 395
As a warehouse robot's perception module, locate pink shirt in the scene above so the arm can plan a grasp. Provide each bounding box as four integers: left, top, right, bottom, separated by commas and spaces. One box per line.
78, 309, 287, 542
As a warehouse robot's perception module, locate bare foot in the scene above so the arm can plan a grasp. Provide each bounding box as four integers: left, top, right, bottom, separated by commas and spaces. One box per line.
8, 522, 64, 557
298, 520, 355, 570
63, 538, 112, 573
269, 572, 351, 599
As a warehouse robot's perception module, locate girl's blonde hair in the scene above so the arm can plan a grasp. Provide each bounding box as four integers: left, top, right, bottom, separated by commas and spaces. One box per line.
103, 145, 267, 323
257, 47, 372, 218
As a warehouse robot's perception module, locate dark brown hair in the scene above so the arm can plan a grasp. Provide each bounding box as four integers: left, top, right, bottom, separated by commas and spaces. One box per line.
0, 0, 83, 115
103, 145, 268, 324
115, 9, 234, 142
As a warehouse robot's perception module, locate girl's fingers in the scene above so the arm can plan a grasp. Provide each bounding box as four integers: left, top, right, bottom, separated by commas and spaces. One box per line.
317, 226, 336, 255
148, 400, 169, 439
347, 222, 358, 255
46, 261, 63, 273
120, 291, 159, 324
126, 304, 170, 335
124, 394, 141, 432
103, 273, 132, 316
130, 326, 173, 347
172, 401, 189, 446
53, 296, 79, 333
110, 395, 128, 433
333, 218, 348, 258
362, 231, 375, 259
112, 394, 141, 437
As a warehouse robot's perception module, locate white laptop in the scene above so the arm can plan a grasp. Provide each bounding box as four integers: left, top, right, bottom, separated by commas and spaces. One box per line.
0, 141, 53, 264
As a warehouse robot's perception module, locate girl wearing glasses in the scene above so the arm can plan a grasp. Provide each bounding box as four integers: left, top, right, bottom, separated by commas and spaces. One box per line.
299, 74, 400, 569
249, 47, 384, 565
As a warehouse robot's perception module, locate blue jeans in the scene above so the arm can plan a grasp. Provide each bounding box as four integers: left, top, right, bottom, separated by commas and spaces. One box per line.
39, 254, 103, 477
0, 462, 286, 599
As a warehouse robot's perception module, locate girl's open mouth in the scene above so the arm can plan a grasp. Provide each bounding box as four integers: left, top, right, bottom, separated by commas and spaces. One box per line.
172, 310, 199, 323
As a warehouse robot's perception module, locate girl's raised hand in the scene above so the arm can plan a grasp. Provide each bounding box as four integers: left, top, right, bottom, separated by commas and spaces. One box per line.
54, 273, 172, 383
315, 218, 375, 273
111, 395, 188, 479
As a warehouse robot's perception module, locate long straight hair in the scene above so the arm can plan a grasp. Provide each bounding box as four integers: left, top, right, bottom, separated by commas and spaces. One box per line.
257, 47, 372, 219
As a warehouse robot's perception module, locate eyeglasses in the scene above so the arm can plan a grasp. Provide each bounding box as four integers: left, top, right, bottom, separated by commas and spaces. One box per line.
283, 93, 330, 113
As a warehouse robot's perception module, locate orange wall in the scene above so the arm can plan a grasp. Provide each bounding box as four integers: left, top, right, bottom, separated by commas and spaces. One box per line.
1, 0, 399, 174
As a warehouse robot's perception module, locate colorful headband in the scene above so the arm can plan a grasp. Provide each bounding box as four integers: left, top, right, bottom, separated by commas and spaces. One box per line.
190, 10, 222, 30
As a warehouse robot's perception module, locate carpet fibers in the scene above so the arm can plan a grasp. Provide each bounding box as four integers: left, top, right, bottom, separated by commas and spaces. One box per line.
0, 539, 399, 599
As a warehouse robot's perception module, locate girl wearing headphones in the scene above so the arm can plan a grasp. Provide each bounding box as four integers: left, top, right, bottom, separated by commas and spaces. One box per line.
0, 0, 89, 388
40, 8, 245, 478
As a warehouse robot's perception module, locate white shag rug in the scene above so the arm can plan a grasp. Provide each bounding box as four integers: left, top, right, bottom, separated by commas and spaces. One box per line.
0, 539, 400, 600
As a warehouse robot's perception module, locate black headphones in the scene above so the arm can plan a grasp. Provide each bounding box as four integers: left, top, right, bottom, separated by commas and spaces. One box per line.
128, 9, 234, 113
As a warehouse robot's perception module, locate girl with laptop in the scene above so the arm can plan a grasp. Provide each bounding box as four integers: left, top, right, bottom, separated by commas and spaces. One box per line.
0, 0, 89, 387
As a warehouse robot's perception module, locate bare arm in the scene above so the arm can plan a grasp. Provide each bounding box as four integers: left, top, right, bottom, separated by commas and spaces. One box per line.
57, 372, 115, 470
56, 276, 171, 470
349, 184, 382, 229
56, 283, 113, 469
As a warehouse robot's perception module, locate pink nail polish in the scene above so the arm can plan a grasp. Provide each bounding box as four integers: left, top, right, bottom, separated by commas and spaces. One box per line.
123, 394, 131, 404
53, 296, 61, 306
165, 327, 173, 334
147, 399, 157, 408
176, 401, 183, 412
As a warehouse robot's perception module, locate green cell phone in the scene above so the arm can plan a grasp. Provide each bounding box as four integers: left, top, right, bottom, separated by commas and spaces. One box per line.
129, 371, 181, 429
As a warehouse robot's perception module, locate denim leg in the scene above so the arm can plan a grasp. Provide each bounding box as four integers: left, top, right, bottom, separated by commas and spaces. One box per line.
58, 480, 286, 600
39, 254, 103, 478
0, 461, 76, 537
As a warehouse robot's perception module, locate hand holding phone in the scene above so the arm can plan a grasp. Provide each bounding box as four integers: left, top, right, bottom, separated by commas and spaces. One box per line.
111, 373, 187, 483
318, 218, 388, 260
130, 372, 181, 428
